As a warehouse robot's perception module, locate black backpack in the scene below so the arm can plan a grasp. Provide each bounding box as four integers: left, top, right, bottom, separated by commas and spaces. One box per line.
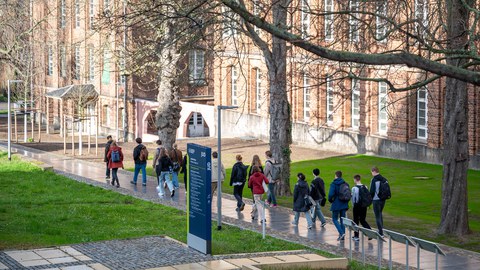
378, 180, 391, 200
338, 182, 351, 202
358, 185, 373, 207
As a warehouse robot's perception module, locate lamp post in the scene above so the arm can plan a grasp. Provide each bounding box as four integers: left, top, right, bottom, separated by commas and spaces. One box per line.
115, 82, 123, 142
216, 105, 238, 230
7, 80, 23, 161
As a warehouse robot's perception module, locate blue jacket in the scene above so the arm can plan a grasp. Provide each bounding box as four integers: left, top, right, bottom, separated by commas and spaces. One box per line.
328, 178, 349, 212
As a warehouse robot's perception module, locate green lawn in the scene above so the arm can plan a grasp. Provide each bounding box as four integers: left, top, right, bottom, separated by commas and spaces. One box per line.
0, 152, 304, 255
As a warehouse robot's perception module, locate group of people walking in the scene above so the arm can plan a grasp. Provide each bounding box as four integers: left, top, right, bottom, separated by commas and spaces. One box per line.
104, 136, 183, 198
291, 167, 390, 241
104, 137, 390, 241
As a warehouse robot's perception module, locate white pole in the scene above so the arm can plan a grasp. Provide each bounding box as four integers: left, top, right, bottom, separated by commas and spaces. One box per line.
262, 199, 266, 239
7, 81, 12, 161
116, 83, 119, 141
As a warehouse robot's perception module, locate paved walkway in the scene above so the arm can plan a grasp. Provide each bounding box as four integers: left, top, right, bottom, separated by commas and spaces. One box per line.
1, 143, 480, 270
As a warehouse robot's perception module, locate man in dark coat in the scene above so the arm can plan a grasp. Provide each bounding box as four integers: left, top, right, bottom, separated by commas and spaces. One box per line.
310, 168, 327, 227
328, 171, 349, 241
104, 135, 113, 180
292, 173, 313, 229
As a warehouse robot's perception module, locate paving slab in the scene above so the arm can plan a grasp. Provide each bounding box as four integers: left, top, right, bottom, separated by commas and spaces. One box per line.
198, 260, 238, 270
145, 267, 176, 270
47, 256, 78, 264
223, 258, 257, 267
19, 258, 50, 267
75, 255, 92, 261
274, 254, 311, 263
88, 263, 111, 270
4, 250, 42, 261
172, 263, 208, 270
34, 248, 69, 259
61, 266, 94, 270
248, 256, 284, 264
297, 253, 327, 260
59, 247, 84, 257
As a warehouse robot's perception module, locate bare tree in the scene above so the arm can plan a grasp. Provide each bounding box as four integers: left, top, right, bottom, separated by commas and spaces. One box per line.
220, 0, 479, 236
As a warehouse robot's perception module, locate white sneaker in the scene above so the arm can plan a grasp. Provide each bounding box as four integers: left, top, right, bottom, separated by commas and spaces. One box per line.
156, 186, 161, 193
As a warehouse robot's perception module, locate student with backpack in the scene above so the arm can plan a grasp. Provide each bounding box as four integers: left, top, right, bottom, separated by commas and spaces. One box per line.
328, 171, 350, 241
264, 150, 278, 208
155, 148, 175, 197
310, 168, 327, 227
131, 137, 148, 186
291, 173, 313, 229
351, 174, 372, 241
248, 165, 269, 222
370, 166, 390, 237
104, 135, 113, 180
106, 141, 123, 188
230, 154, 248, 212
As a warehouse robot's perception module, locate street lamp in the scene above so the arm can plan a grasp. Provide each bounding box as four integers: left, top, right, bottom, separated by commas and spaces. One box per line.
216, 105, 238, 230
115, 82, 124, 142
7, 80, 23, 161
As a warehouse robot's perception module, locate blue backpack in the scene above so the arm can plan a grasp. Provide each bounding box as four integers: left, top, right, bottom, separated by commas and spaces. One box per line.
111, 150, 120, 163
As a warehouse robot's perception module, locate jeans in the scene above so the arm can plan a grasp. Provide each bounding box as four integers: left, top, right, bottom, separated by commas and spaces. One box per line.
311, 200, 326, 224
171, 171, 179, 189
157, 171, 173, 196
133, 163, 147, 184
233, 184, 245, 208
373, 200, 386, 235
353, 204, 371, 237
254, 194, 265, 221
267, 183, 277, 205
111, 168, 119, 186
332, 209, 347, 236
105, 162, 110, 178
293, 211, 313, 227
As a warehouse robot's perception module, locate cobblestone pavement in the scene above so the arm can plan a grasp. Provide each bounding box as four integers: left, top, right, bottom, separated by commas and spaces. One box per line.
2, 143, 480, 269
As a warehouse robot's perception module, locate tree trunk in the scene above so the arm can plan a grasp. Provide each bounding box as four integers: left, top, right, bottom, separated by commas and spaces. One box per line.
268, 0, 292, 196
439, 0, 472, 236
155, 49, 182, 150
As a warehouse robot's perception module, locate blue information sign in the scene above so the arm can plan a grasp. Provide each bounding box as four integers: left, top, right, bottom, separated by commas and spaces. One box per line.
186, 143, 212, 254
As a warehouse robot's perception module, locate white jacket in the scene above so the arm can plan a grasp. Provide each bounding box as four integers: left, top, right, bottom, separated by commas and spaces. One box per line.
211, 159, 226, 182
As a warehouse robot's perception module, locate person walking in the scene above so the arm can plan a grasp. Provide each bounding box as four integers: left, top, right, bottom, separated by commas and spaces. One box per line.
264, 150, 278, 207
351, 174, 372, 241
169, 144, 183, 190
248, 166, 269, 222
211, 151, 226, 195
248, 154, 264, 217
106, 141, 123, 188
152, 140, 164, 185
180, 154, 188, 192
370, 166, 388, 237
292, 173, 314, 229
328, 171, 349, 241
310, 168, 327, 227
230, 154, 248, 212
155, 148, 175, 197
104, 135, 113, 180
131, 137, 148, 186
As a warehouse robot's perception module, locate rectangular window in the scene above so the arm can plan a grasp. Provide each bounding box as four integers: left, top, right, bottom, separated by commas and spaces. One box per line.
60, 0, 66, 28
301, 0, 310, 39
231, 66, 238, 106
88, 46, 95, 82
351, 79, 360, 129
415, 0, 428, 33
376, 1, 387, 42
103, 105, 110, 126
222, 6, 238, 38
378, 82, 388, 134
60, 45, 66, 78
303, 74, 310, 121
325, 0, 334, 41
102, 48, 110, 84
349, 0, 359, 42
89, 1, 95, 30
255, 68, 262, 113
74, 45, 80, 80
75, 0, 80, 28
47, 46, 53, 76
189, 50, 206, 85
417, 87, 428, 139
326, 76, 334, 124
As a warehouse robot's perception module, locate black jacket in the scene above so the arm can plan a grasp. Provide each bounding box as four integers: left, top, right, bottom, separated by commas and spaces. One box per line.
133, 144, 146, 165
310, 176, 326, 201
370, 174, 388, 200
230, 162, 248, 186
104, 140, 113, 162
293, 180, 310, 212
156, 156, 173, 174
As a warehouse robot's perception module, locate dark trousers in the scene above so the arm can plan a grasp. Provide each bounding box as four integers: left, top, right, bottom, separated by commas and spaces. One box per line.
353, 204, 371, 237
111, 168, 119, 186
105, 162, 110, 177
373, 200, 386, 236
233, 184, 245, 208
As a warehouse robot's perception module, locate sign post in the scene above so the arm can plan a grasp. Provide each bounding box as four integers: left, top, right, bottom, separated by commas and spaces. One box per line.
186, 143, 212, 254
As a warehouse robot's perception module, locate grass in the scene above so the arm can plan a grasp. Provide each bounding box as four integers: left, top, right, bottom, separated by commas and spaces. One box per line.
217, 155, 480, 252
0, 110, 7, 114
0, 152, 304, 255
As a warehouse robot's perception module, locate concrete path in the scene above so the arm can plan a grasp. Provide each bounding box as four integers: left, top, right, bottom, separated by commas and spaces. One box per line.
1, 143, 479, 270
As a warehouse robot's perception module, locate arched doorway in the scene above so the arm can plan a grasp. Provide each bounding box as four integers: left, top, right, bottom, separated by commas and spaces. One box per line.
186, 112, 209, 137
